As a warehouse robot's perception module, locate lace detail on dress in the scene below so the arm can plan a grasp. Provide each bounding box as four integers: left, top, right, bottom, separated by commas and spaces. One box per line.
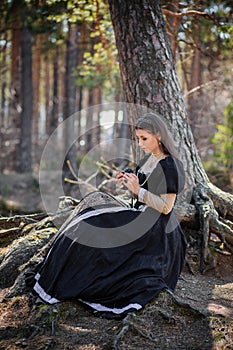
137, 153, 167, 186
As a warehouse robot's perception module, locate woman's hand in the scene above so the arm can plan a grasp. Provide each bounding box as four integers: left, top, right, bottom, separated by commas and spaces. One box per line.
122, 173, 140, 197
116, 171, 124, 185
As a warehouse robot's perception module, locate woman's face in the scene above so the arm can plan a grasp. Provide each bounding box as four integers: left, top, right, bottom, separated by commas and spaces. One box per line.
136, 129, 161, 154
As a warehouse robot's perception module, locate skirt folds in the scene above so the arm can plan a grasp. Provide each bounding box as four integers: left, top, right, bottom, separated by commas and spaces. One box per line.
31, 200, 186, 314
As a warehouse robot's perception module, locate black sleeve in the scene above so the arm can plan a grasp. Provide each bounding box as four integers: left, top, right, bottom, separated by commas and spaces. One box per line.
147, 156, 185, 195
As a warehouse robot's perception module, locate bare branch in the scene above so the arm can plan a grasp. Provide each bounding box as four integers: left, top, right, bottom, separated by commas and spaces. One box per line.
162, 9, 214, 20
184, 80, 218, 97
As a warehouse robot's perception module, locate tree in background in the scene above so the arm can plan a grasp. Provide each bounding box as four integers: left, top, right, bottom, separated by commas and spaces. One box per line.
162, 0, 233, 155
0, 0, 123, 173
62, 22, 79, 191
0, 0, 232, 176
17, 15, 33, 173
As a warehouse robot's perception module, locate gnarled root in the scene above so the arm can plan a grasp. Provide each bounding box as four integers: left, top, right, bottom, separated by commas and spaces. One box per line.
191, 183, 233, 272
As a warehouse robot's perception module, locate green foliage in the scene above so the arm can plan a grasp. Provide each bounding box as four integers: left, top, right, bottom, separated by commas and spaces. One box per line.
211, 100, 233, 171
75, 0, 121, 97
178, 1, 233, 51
76, 42, 120, 91
17, 0, 122, 97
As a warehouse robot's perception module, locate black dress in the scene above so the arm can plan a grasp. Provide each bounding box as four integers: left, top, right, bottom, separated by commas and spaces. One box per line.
29, 155, 186, 316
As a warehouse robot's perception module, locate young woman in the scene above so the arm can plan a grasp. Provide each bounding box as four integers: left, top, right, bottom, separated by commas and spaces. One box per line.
27, 112, 186, 318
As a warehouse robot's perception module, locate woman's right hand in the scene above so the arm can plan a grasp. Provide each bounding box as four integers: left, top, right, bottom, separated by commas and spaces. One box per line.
116, 171, 124, 184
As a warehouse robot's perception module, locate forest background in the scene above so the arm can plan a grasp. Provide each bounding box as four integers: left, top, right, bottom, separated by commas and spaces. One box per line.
0, 1, 233, 349
0, 0, 233, 211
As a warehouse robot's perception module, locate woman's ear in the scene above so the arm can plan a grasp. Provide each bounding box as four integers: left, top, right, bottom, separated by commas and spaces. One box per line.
156, 132, 161, 142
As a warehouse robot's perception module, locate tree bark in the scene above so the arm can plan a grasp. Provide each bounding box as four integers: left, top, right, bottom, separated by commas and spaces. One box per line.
108, 0, 205, 192
108, 0, 233, 265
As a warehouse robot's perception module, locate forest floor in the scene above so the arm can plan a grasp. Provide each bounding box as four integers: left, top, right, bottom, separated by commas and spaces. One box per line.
0, 263, 232, 350
0, 173, 233, 350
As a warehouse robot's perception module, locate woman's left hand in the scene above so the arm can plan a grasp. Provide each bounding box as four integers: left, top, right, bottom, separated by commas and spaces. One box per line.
123, 173, 140, 197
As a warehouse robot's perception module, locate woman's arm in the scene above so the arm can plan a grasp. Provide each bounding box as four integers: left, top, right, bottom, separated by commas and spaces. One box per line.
121, 172, 176, 214
138, 188, 176, 215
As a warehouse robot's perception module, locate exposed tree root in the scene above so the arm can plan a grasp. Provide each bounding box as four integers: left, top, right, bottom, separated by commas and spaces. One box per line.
191, 183, 233, 272
111, 289, 206, 349
208, 182, 233, 221
111, 314, 131, 350
0, 197, 81, 291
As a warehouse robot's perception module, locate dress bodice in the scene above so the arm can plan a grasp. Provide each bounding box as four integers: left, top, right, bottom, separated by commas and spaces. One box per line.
135, 155, 185, 208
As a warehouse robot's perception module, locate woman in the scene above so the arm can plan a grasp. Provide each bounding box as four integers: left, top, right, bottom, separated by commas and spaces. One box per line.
28, 112, 186, 318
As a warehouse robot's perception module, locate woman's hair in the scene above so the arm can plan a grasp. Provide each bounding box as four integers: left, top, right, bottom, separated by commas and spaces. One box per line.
135, 112, 179, 158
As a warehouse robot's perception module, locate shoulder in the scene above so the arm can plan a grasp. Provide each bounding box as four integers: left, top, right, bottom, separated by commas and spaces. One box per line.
159, 155, 185, 193
160, 155, 184, 173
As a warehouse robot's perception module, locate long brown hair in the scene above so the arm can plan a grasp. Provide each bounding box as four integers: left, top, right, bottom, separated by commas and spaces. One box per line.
135, 112, 179, 158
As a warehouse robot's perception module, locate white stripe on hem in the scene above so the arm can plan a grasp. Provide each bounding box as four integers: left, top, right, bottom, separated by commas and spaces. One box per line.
33, 277, 60, 304
33, 274, 142, 313
80, 300, 142, 314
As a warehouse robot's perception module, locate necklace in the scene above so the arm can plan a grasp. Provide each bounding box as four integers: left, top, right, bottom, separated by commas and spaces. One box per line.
152, 151, 163, 157
139, 173, 152, 187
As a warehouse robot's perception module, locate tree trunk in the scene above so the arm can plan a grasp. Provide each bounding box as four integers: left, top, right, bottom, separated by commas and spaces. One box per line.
94, 87, 101, 146
9, 24, 22, 130
108, 0, 204, 190
64, 23, 78, 130
17, 24, 33, 173
1, 32, 7, 127
108, 0, 233, 267
32, 34, 42, 141
9, 20, 22, 172
49, 46, 59, 136
44, 51, 51, 136
63, 23, 78, 191
85, 88, 94, 152
32, 34, 43, 166
75, 21, 87, 147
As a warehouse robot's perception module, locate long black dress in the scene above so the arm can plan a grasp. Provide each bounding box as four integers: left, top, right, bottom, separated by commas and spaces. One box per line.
28, 155, 186, 316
